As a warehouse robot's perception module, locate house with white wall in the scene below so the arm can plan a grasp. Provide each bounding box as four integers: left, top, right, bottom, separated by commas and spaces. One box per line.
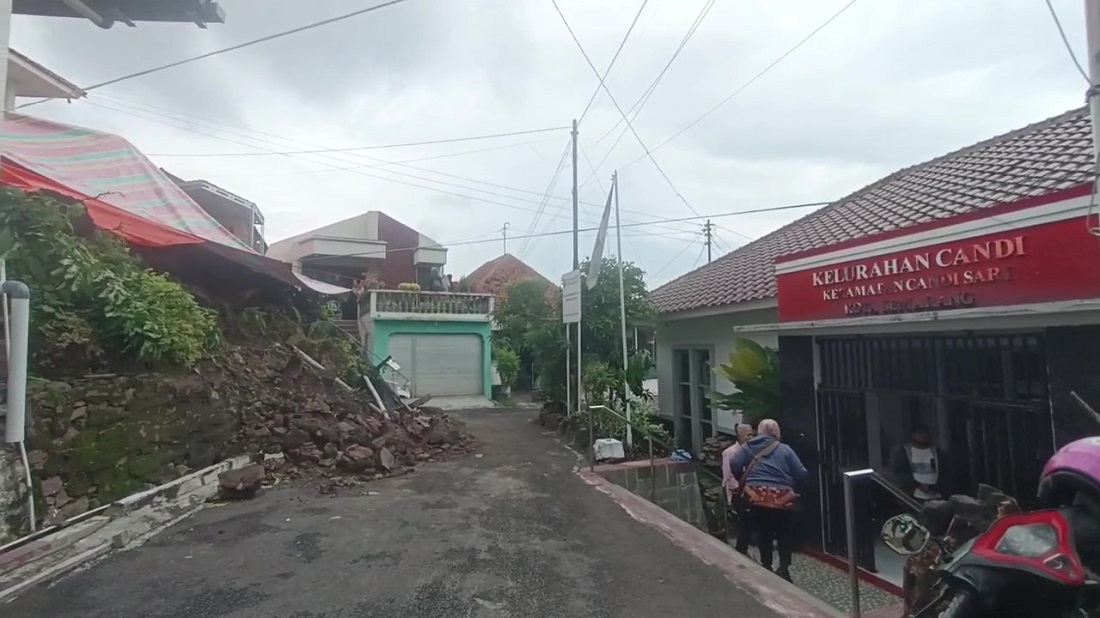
650, 105, 1100, 584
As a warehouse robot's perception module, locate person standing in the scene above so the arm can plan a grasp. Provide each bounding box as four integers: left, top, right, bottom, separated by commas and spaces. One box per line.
731, 419, 807, 582
722, 424, 756, 554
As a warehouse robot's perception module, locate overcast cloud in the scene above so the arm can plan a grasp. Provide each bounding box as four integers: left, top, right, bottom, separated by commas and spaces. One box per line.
9, 0, 1091, 287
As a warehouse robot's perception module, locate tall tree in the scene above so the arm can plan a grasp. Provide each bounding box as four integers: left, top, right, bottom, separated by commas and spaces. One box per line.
494, 257, 654, 406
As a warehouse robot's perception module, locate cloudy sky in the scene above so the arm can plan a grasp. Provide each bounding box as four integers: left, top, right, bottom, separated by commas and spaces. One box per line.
9, 0, 1091, 288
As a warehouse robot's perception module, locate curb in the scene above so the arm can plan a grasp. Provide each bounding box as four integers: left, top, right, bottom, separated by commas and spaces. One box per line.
105, 454, 252, 518
0, 453, 253, 602
579, 469, 844, 618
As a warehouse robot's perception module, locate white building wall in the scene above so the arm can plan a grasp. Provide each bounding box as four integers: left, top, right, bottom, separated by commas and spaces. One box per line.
655, 305, 779, 435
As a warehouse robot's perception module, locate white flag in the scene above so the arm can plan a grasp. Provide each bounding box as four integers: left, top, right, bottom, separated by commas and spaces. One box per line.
586, 183, 615, 290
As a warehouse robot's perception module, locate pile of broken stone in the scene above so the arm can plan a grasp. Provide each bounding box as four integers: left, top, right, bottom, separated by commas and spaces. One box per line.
216, 347, 477, 500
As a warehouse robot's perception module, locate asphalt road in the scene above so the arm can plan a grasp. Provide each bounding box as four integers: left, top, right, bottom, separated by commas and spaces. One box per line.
5, 408, 781, 618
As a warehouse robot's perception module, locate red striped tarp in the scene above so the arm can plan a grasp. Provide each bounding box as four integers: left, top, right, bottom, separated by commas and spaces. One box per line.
0, 112, 250, 250
0, 113, 316, 290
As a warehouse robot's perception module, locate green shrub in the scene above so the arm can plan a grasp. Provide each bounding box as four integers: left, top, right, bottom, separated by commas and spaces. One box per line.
0, 190, 219, 367
494, 345, 520, 389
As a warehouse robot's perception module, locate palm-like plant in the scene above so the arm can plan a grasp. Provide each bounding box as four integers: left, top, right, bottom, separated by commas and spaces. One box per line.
708, 338, 780, 428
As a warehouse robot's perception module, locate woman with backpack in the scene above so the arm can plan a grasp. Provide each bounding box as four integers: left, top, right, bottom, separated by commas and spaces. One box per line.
730, 419, 808, 582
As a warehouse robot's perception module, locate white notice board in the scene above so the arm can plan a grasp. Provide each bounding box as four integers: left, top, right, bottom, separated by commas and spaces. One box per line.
562, 269, 581, 324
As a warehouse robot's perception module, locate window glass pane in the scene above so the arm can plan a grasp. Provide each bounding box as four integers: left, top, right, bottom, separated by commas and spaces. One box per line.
699, 387, 712, 421
700, 420, 713, 439
678, 385, 692, 418
675, 351, 690, 382
693, 350, 711, 386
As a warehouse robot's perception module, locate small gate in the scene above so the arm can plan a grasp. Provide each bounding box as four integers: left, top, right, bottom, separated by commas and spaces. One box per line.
815, 333, 1052, 570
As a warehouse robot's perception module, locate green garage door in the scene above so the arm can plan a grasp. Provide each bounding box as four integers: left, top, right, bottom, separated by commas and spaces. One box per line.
388, 333, 483, 397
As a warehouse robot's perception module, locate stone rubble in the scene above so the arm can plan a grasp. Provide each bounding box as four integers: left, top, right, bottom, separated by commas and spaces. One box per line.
19, 333, 478, 526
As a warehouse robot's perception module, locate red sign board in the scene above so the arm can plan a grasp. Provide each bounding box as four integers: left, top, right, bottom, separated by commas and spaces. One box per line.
776, 216, 1100, 322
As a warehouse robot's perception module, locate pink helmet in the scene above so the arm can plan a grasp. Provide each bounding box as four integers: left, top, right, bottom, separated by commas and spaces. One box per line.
1037, 437, 1100, 508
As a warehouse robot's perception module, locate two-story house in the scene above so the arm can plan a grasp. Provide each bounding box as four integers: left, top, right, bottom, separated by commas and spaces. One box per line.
266, 211, 447, 290
269, 212, 493, 401
163, 171, 267, 254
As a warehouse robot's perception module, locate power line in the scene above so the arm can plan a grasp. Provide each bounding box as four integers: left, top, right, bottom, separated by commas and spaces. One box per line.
16, 0, 415, 109
578, 0, 650, 124
580, 0, 717, 188
520, 140, 572, 255
553, 0, 703, 217
88, 94, 681, 231
690, 242, 708, 270
79, 98, 613, 227
1044, 0, 1090, 83
300, 199, 830, 261
626, 0, 860, 166
650, 241, 696, 280
218, 137, 560, 178
146, 126, 571, 156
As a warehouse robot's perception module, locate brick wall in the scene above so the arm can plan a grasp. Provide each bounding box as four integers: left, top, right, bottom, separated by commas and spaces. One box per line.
377, 213, 418, 288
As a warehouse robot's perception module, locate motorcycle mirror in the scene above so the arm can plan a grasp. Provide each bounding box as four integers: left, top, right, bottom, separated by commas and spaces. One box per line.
880, 514, 930, 556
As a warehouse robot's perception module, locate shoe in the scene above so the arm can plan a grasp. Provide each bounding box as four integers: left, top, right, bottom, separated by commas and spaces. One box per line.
776, 567, 792, 583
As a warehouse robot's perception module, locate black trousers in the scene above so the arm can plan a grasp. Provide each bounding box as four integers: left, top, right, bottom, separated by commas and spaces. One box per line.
731, 499, 755, 553
749, 506, 796, 571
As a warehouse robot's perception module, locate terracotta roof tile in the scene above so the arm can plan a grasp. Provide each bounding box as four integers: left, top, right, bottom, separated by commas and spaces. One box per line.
464, 253, 554, 296
651, 107, 1095, 315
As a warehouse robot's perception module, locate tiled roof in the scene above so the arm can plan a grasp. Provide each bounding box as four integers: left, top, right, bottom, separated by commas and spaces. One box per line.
464, 253, 554, 296
651, 107, 1096, 315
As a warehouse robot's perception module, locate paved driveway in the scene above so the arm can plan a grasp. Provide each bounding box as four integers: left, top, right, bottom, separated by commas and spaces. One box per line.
5, 409, 781, 618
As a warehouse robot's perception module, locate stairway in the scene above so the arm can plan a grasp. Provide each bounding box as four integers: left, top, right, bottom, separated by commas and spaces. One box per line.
332, 320, 361, 341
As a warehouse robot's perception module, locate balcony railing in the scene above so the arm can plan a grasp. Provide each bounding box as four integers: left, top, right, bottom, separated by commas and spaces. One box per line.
365, 290, 494, 320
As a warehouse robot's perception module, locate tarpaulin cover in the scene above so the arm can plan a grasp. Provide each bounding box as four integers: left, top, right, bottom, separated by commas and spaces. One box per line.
294, 272, 351, 296
0, 112, 249, 250
0, 113, 303, 289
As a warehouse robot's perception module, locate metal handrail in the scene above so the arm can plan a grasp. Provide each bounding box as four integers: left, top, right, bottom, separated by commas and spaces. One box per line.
842, 468, 924, 618
585, 404, 725, 502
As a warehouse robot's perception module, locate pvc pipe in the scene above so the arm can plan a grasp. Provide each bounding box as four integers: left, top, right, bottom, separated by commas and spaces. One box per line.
3, 280, 28, 443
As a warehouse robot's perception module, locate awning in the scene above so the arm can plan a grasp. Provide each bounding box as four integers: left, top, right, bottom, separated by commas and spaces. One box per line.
294, 272, 351, 296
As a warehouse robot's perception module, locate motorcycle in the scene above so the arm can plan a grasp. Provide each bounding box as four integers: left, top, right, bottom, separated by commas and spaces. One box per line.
882, 506, 1100, 617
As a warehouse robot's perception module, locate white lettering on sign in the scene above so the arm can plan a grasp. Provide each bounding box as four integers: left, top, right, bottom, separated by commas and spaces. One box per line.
811, 235, 1025, 303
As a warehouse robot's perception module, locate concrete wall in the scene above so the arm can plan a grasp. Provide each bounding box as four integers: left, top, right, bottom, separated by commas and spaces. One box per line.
654, 306, 779, 435
596, 459, 706, 531
370, 319, 493, 398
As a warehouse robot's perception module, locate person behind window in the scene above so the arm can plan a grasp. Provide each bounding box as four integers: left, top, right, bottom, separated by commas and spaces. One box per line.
731, 419, 807, 582
888, 425, 950, 501
721, 424, 756, 554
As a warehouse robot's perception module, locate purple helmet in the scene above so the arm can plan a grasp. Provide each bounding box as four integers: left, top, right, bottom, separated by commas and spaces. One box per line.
1037, 437, 1100, 508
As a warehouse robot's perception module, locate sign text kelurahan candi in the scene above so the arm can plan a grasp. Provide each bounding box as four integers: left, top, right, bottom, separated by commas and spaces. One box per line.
776, 216, 1100, 322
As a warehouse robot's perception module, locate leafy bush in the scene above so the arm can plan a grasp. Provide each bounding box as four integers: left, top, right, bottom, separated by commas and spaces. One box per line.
0, 190, 219, 368
494, 345, 520, 389
708, 338, 780, 427
569, 394, 671, 456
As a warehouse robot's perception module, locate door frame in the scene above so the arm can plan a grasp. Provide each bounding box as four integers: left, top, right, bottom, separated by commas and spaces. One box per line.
671, 345, 715, 452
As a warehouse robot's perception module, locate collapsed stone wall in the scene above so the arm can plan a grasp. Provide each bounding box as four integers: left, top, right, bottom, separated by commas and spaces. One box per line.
1, 337, 474, 540
17, 373, 236, 531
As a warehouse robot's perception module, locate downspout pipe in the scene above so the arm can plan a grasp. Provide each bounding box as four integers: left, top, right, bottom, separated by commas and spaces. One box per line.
2, 279, 34, 531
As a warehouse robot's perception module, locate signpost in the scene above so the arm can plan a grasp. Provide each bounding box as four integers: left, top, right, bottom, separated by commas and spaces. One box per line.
562, 269, 582, 416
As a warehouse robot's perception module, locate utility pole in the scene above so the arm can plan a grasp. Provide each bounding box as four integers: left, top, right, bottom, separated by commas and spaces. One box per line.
703, 219, 714, 263
1086, 0, 1100, 198
502, 222, 509, 255
572, 119, 579, 270
566, 119, 580, 416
